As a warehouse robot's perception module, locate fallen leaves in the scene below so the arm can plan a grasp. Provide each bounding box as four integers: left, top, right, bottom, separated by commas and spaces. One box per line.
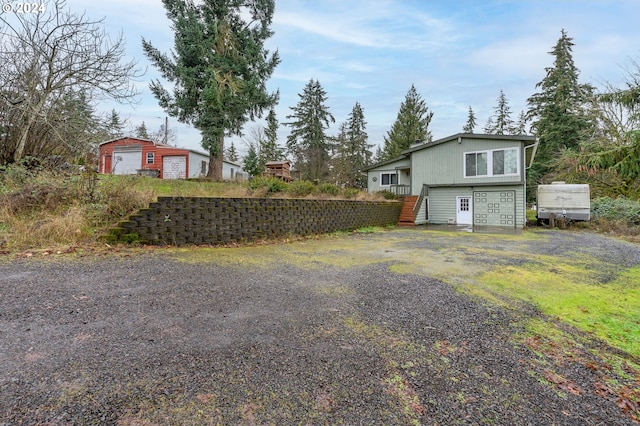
616, 386, 640, 419
544, 370, 582, 395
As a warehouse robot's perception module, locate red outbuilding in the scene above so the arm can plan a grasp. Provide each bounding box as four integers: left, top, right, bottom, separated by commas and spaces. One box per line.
99, 137, 246, 180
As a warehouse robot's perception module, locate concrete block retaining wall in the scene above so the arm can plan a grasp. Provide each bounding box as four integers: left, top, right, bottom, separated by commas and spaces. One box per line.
110, 197, 402, 245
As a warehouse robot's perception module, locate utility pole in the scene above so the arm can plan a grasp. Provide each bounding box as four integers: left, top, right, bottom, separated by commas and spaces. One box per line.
164, 116, 168, 145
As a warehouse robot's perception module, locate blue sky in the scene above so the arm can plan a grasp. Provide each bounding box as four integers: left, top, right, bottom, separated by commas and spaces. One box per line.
66, 0, 640, 157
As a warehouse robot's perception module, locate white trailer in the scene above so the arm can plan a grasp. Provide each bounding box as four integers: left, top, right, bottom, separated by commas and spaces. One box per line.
537, 182, 590, 222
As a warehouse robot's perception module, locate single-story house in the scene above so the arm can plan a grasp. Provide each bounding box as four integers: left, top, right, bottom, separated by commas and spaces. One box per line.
363, 133, 538, 228
99, 137, 247, 180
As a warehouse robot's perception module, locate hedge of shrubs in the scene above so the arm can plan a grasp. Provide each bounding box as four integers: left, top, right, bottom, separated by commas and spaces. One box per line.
591, 197, 640, 226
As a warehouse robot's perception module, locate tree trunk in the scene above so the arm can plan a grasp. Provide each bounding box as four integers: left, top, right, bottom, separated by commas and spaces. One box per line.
13, 113, 37, 163
207, 134, 224, 180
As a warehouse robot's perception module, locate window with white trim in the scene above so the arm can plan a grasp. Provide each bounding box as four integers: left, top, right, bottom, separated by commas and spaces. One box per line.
380, 172, 398, 186
465, 148, 518, 177
146, 152, 154, 164
465, 152, 488, 177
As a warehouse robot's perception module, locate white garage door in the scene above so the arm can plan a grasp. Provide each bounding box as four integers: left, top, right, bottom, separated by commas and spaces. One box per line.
473, 191, 516, 226
163, 155, 187, 179
112, 150, 142, 175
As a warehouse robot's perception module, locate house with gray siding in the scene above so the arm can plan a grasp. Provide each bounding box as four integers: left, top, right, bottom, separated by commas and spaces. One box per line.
363, 133, 538, 228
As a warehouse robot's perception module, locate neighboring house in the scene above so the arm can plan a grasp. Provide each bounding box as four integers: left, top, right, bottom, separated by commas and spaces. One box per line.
99, 137, 247, 181
363, 133, 538, 228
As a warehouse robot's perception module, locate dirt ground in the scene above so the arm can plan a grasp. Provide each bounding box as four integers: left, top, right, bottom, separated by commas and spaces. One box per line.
1, 227, 639, 425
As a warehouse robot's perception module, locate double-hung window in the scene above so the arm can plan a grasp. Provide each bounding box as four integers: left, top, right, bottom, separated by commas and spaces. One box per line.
380, 172, 397, 186
146, 152, 154, 164
465, 148, 518, 178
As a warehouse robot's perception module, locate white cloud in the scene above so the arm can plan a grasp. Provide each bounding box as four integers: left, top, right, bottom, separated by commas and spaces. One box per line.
51, 0, 640, 153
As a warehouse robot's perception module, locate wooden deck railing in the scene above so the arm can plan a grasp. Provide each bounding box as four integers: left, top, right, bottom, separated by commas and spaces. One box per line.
390, 184, 411, 196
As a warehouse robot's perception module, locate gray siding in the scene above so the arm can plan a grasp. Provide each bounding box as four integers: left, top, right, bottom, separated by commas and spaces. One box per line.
414, 198, 428, 225
427, 187, 473, 225
366, 158, 410, 193
188, 152, 208, 178
410, 137, 524, 193
425, 185, 525, 227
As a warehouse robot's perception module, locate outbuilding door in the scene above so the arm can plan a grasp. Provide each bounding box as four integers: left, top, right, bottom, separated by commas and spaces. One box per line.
473, 191, 516, 226
163, 155, 187, 179
456, 196, 473, 225
112, 150, 142, 175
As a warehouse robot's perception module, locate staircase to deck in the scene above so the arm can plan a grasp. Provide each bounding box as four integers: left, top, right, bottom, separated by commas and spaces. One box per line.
398, 196, 418, 226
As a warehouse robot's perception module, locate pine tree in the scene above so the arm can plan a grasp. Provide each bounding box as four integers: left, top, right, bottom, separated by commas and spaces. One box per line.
462, 106, 476, 133
381, 84, 433, 160
285, 79, 335, 181
225, 141, 238, 162
242, 142, 261, 177
142, 0, 279, 180
373, 145, 383, 163
514, 111, 528, 134
259, 108, 285, 169
485, 90, 516, 135
333, 102, 372, 188
526, 29, 594, 186
483, 117, 495, 134
135, 121, 150, 139
106, 109, 125, 138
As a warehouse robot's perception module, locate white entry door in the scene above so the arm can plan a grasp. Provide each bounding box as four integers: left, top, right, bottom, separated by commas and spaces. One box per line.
456, 196, 473, 225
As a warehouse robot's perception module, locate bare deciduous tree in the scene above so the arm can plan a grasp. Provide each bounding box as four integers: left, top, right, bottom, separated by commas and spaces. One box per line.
0, 0, 142, 163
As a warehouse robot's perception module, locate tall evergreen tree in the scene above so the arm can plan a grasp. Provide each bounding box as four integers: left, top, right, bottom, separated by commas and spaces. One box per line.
285, 79, 335, 181
106, 109, 125, 138
259, 108, 285, 169
333, 102, 372, 188
381, 84, 433, 160
485, 90, 516, 135
463, 106, 476, 133
142, 0, 279, 180
526, 29, 594, 186
574, 66, 640, 197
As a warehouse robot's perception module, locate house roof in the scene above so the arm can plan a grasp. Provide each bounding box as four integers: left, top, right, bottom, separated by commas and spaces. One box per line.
360, 155, 409, 172
403, 133, 537, 155
363, 133, 537, 171
98, 136, 161, 146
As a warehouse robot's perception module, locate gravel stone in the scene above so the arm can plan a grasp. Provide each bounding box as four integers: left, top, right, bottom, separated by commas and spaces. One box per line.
0, 228, 638, 425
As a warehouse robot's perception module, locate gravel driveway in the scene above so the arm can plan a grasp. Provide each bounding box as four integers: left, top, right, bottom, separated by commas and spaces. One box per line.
1, 228, 639, 425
